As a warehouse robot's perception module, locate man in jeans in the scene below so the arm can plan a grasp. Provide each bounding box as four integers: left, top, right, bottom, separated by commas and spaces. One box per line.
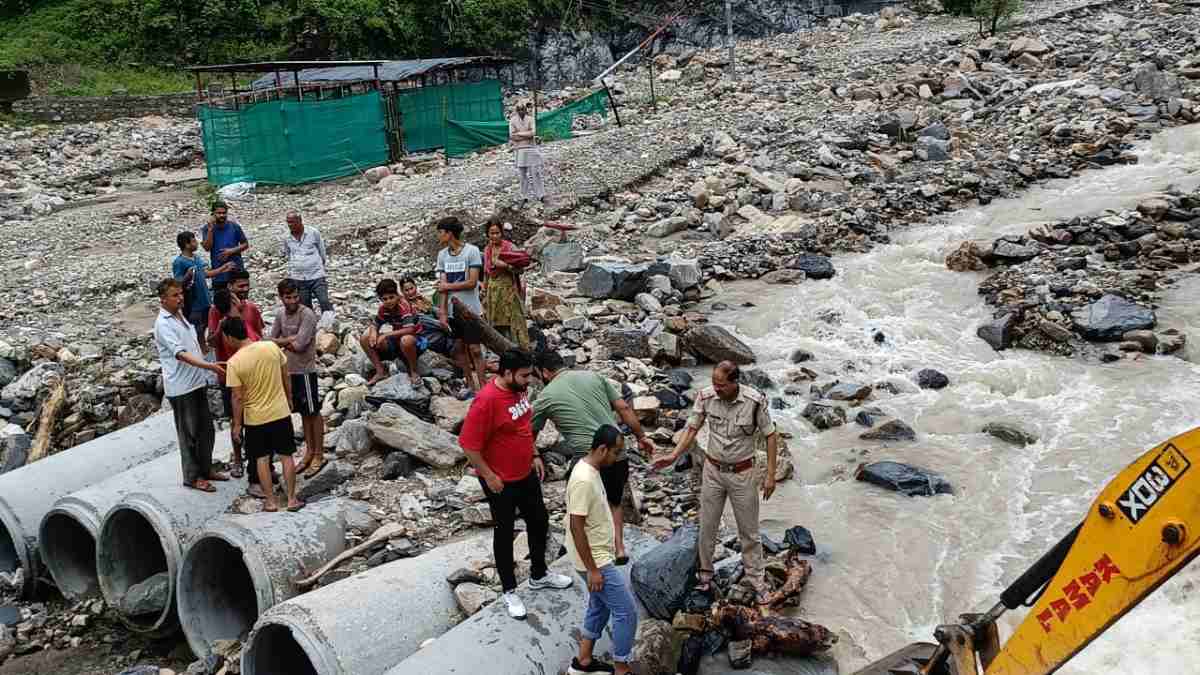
459, 349, 572, 620
281, 211, 334, 322
567, 425, 638, 675
152, 279, 228, 492
532, 350, 655, 564
172, 231, 232, 352
200, 201, 249, 290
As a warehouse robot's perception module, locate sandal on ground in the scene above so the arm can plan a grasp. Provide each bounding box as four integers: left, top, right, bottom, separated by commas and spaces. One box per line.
230, 464, 244, 479
186, 480, 217, 493
294, 456, 313, 475
208, 471, 230, 482
287, 500, 306, 512
263, 503, 280, 513
303, 458, 327, 479
693, 580, 712, 592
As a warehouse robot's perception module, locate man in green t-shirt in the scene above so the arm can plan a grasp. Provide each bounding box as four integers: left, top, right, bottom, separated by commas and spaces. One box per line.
532, 351, 655, 564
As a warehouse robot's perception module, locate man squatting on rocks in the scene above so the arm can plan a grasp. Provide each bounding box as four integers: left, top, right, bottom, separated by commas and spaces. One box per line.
532, 350, 656, 564
566, 425, 639, 675
458, 349, 573, 620
222, 317, 304, 512
152, 278, 229, 492
655, 360, 778, 603
269, 279, 325, 479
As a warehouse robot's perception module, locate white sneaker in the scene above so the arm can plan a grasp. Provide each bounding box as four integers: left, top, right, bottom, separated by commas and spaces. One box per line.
528, 572, 574, 590
503, 591, 527, 620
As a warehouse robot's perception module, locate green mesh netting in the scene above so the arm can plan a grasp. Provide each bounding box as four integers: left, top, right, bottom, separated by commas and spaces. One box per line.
199, 91, 389, 187
396, 79, 505, 153
445, 88, 610, 158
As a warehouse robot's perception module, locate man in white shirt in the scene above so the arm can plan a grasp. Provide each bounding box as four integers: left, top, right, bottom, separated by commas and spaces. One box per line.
509, 100, 546, 206
282, 211, 334, 325
153, 278, 228, 492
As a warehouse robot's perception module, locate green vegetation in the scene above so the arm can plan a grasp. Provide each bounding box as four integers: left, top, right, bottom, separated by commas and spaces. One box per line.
0, 0, 655, 94
972, 0, 1022, 36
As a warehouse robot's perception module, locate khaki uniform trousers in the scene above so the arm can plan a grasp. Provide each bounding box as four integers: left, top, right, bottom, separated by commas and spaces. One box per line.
697, 458, 764, 590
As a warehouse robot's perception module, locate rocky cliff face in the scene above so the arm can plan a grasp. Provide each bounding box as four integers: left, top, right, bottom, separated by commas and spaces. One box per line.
525, 0, 878, 85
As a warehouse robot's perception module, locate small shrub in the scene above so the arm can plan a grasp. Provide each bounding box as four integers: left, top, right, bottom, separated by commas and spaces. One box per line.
973, 0, 1022, 36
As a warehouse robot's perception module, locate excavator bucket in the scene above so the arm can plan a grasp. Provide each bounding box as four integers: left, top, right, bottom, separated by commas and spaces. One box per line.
853, 643, 946, 675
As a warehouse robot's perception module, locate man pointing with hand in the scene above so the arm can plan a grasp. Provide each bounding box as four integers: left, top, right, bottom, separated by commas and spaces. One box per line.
653, 360, 778, 604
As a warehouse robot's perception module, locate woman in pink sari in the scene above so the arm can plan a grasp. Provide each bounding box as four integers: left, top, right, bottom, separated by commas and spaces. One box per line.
482, 218, 530, 348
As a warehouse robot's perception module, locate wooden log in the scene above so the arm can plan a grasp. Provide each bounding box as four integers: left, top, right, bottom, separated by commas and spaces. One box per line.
293, 521, 406, 589
450, 297, 517, 355
712, 605, 837, 656
28, 381, 66, 464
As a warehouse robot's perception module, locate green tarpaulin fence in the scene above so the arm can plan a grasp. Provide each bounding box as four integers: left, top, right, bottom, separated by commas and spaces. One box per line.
396, 79, 505, 153
199, 91, 389, 187
445, 88, 610, 158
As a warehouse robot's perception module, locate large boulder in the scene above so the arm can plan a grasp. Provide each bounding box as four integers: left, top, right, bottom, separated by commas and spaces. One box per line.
367, 403, 464, 469
121, 572, 170, 616
1072, 294, 1155, 341
787, 254, 836, 280
540, 242, 585, 273
0, 423, 30, 474
602, 328, 652, 359
859, 419, 916, 442
982, 422, 1038, 447
297, 460, 352, 500
367, 374, 432, 407
631, 525, 700, 620
578, 261, 668, 300
802, 402, 846, 430
856, 461, 953, 497
667, 258, 703, 291
334, 418, 373, 460
977, 313, 1017, 350
685, 326, 756, 364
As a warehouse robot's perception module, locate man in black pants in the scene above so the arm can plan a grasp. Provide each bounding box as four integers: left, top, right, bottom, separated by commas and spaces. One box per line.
459, 349, 573, 620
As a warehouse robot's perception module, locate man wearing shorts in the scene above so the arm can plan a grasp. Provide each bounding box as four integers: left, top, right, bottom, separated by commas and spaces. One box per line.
532, 350, 655, 564
434, 216, 485, 392
270, 279, 325, 479
222, 317, 303, 513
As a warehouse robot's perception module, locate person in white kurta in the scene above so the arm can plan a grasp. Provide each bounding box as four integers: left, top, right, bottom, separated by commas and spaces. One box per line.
509, 101, 546, 204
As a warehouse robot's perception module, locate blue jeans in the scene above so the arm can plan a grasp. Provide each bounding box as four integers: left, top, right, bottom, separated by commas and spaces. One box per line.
578, 565, 638, 663
293, 277, 333, 313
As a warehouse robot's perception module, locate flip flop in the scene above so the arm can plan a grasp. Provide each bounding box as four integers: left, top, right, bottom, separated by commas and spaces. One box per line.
303, 458, 327, 479
186, 480, 217, 493
287, 500, 306, 512
694, 580, 712, 592
208, 472, 230, 482
263, 504, 280, 513
294, 456, 313, 475
230, 465, 244, 479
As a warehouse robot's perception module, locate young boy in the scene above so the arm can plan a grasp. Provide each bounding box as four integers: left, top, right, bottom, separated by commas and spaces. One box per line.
172, 231, 232, 352
361, 279, 427, 386
434, 217, 485, 392
270, 279, 325, 479
566, 425, 638, 675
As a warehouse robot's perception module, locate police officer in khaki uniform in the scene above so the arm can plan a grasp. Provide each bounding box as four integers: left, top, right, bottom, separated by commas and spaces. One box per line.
654, 361, 778, 600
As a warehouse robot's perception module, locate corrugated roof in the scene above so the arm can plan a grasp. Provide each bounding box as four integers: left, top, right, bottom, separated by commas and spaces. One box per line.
247, 56, 514, 90
188, 60, 385, 74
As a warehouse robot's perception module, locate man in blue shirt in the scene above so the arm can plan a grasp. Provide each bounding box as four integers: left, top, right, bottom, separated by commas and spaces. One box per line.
173, 231, 233, 353
201, 201, 250, 288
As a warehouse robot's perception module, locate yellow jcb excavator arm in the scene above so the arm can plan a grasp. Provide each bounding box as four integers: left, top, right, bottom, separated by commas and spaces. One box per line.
856, 426, 1200, 675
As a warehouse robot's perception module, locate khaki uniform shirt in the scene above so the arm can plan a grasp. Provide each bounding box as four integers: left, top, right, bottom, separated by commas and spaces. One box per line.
687, 385, 775, 463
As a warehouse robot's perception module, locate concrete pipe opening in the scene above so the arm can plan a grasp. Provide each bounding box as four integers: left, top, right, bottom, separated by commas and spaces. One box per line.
97, 506, 171, 631
0, 524, 17, 575
179, 536, 258, 652
244, 623, 320, 675
40, 512, 98, 598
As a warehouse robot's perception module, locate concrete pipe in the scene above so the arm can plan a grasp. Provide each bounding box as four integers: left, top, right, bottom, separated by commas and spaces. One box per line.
40, 437, 229, 601
177, 500, 350, 658
96, 458, 242, 634
241, 532, 495, 675
384, 527, 656, 675
0, 411, 181, 597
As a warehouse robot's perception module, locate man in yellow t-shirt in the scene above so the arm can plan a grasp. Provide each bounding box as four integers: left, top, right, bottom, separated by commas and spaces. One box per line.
221, 316, 304, 512
565, 426, 638, 675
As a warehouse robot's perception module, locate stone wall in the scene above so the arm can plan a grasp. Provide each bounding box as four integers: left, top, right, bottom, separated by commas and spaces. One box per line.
13, 92, 197, 123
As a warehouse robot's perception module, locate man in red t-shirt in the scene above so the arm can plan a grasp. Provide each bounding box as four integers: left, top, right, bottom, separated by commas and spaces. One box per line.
459, 349, 573, 620
208, 271, 267, 491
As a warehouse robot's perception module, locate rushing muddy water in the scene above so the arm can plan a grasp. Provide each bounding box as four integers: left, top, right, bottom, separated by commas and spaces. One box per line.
706, 123, 1200, 673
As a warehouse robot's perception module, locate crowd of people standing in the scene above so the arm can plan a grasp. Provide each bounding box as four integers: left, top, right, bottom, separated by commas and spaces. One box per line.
151, 197, 781, 675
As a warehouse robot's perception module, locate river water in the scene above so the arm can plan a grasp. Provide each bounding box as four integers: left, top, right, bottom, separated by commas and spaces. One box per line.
708, 123, 1200, 673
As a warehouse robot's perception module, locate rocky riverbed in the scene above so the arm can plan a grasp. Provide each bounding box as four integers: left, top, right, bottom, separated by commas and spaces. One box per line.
2, 0, 1200, 672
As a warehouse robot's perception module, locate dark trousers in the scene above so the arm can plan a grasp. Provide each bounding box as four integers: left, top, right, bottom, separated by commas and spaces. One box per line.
293, 277, 333, 313
479, 471, 549, 592
169, 387, 215, 484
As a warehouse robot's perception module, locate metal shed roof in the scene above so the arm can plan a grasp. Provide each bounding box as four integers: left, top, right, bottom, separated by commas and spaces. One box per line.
246, 56, 514, 90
